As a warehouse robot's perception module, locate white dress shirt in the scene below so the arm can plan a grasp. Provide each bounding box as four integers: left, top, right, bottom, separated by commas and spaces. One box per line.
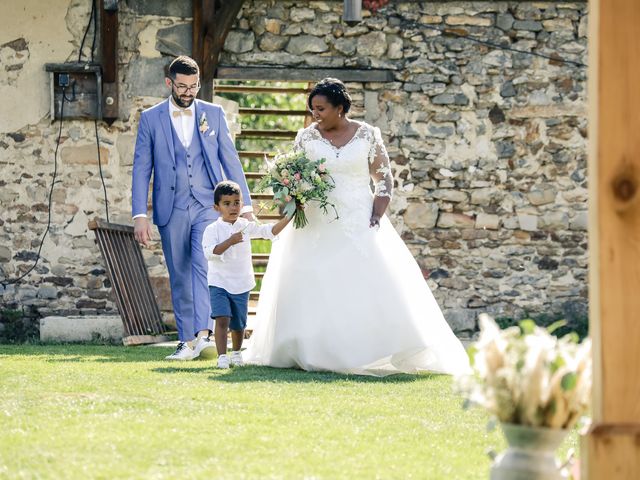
202, 217, 278, 294
168, 96, 196, 148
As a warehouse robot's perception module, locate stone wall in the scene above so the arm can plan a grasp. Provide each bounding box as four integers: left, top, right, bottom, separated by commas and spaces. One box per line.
0, 1, 588, 335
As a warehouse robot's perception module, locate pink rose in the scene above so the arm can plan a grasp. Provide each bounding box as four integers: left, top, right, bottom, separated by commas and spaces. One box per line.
294, 172, 302, 181
282, 178, 290, 186
318, 163, 326, 172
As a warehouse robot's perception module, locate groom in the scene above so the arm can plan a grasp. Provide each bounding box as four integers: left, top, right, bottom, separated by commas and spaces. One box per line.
132, 55, 253, 360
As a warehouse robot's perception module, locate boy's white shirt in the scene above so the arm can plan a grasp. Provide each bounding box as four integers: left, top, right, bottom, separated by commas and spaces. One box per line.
202, 217, 277, 294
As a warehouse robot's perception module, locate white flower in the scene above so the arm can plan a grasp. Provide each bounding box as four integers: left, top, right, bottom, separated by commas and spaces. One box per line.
458, 314, 592, 429
199, 112, 209, 133
299, 181, 314, 192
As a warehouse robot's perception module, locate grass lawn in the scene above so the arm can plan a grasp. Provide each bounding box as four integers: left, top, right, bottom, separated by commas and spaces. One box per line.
0, 345, 579, 479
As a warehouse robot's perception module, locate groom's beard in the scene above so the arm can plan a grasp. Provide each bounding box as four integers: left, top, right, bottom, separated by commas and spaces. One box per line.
172, 91, 195, 108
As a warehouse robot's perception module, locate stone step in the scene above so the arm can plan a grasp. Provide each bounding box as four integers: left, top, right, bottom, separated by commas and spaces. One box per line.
40, 315, 125, 343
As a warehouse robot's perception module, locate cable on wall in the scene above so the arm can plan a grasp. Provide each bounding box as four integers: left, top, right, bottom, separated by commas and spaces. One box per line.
81, 0, 111, 222
2, 1, 108, 287
0, 90, 66, 288
94, 119, 110, 223
78, 0, 97, 63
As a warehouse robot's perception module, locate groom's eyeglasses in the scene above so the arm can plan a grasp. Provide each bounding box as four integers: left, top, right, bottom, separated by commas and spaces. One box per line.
171, 80, 201, 94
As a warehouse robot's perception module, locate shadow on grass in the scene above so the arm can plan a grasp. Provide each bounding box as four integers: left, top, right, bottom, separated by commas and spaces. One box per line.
152, 365, 218, 374
1, 345, 449, 384
202, 365, 442, 384
0, 344, 175, 363
149, 364, 444, 383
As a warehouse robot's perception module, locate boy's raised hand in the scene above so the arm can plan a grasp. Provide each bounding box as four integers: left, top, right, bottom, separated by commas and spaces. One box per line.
228, 231, 244, 245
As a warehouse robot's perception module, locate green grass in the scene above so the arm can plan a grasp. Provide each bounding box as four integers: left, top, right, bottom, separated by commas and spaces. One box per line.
0, 345, 578, 479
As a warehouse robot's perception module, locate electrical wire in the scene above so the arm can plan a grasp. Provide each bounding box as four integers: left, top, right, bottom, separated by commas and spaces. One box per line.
89, 0, 97, 62
75, 0, 110, 221
62, 81, 76, 103
0, 90, 66, 288
94, 119, 110, 223
85, 0, 109, 222
78, 0, 96, 63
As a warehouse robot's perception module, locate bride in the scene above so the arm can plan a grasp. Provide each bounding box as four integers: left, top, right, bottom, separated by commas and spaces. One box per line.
244, 78, 470, 376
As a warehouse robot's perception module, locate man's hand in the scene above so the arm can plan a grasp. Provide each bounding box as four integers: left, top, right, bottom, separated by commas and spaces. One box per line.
134, 217, 153, 247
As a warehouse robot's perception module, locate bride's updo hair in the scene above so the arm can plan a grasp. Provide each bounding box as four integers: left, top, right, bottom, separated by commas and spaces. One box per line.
308, 78, 352, 114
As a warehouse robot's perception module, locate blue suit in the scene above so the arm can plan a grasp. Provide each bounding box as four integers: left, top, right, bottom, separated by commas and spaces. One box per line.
132, 99, 251, 341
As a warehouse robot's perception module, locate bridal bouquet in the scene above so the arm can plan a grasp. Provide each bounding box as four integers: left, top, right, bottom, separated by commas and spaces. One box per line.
257, 149, 337, 229
457, 314, 591, 429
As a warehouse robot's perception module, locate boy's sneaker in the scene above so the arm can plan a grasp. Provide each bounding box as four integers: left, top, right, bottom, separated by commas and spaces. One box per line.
165, 342, 195, 361
217, 354, 230, 369
193, 336, 216, 360
230, 351, 244, 367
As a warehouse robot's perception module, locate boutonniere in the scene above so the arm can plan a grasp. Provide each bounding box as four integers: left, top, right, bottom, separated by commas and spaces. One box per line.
199, 112, 209, 134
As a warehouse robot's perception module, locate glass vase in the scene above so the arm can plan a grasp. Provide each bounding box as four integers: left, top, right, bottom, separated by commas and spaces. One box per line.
490, 422, 569, 480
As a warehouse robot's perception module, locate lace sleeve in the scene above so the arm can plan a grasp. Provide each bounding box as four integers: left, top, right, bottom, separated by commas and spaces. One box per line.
293, 126, 320, 152
368, 126, 393, 198
293, 128, 304, 151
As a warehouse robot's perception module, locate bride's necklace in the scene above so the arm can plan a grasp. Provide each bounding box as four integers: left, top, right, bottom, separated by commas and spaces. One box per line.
320, 121, 354, 148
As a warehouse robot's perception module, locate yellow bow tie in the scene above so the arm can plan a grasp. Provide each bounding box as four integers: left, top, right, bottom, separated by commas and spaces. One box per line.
172, 109, 193, 117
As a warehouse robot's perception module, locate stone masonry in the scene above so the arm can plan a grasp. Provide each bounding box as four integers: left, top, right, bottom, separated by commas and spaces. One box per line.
0, 1, 588, 336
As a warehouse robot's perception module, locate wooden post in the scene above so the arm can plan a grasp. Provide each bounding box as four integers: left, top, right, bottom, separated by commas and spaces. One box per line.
192, 0, 245, 101
584, 0, 640, 477
101, 0, 118, 123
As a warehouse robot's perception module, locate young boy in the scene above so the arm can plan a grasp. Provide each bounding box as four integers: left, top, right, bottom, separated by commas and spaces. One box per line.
202, 181, 292, 369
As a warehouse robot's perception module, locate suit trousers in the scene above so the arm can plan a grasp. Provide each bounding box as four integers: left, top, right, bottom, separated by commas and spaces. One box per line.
158, 199, 217, 341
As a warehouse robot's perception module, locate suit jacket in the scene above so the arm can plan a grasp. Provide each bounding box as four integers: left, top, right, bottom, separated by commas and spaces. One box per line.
132, 99, 251, 227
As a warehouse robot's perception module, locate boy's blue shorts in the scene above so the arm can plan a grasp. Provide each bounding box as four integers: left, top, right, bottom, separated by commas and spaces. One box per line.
209, 286, 250, 331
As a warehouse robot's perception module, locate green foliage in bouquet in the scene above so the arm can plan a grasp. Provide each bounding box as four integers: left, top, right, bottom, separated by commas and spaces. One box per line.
257, 149, 338, 229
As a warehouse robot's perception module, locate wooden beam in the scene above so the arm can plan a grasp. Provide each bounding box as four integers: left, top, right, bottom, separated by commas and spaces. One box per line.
215, 85, 310, 94
236, 129, 298, 139
584, 0, 640, 477
249, 193, 273, 201
192, 0, 245, 101
239, 108, 309, 116
216, 66, 396, 83
100, 0, 118, 122
243, 172, 267, 179
238, 151, 276, 158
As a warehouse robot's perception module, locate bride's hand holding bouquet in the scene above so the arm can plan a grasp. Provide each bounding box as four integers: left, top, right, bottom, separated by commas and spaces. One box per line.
257, 149, 338, 229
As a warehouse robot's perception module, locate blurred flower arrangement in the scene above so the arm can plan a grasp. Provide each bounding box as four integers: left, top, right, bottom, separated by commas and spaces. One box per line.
257, 149, 338, 229
458, 313, 592, 429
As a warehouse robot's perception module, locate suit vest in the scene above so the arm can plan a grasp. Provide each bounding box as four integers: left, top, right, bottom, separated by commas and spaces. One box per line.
171, 121, 215, 209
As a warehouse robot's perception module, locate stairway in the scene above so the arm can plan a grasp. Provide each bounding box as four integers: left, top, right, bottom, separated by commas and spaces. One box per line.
214, 80, 313, 329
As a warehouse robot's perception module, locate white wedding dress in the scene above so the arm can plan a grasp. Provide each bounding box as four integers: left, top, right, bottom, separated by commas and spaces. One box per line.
244, 122, 470, 376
